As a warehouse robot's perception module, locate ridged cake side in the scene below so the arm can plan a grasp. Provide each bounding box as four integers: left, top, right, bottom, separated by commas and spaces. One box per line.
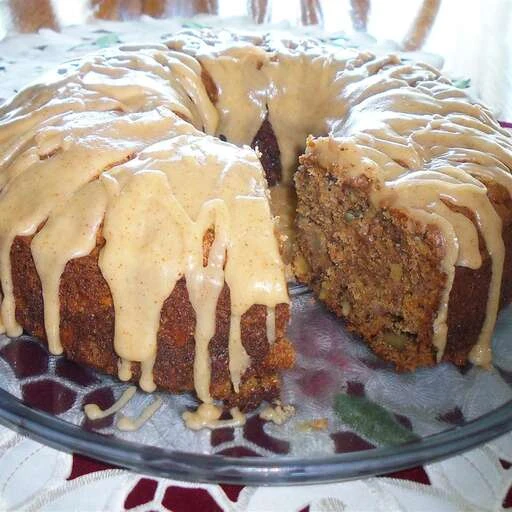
11, 234, 293, 410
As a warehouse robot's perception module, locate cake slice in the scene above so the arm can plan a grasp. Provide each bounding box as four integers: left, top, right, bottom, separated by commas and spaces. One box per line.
294, 69, 512, 370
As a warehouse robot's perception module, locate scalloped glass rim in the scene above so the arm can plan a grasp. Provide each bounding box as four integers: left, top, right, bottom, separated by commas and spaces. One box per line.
0, 388, 511, 485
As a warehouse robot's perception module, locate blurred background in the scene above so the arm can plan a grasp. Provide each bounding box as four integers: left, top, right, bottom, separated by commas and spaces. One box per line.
0, 0, 511, 118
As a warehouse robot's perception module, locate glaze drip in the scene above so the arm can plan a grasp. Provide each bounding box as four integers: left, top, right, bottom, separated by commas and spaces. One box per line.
117, 397, 163, 431
98, 134, 287, 396
182, 403, 246, 430
84, 386, 137, 420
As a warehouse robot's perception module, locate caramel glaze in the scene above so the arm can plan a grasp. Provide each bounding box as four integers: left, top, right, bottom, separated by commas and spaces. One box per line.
0, 43, 289, 425
1, 30, 511, 427
169, 29, 512, 366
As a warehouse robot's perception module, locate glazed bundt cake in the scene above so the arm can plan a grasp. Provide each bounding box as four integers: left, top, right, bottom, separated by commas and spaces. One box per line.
0, 29, 511, 423
0, 42, 292, 420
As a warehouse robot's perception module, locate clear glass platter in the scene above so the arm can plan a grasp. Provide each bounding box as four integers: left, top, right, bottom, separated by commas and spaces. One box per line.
0, 287, 511, 485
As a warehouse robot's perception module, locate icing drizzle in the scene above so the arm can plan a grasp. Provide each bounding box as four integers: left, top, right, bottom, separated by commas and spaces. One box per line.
0, 43, 288, 419
84, 385, 137, 420
0, 29, 510, 426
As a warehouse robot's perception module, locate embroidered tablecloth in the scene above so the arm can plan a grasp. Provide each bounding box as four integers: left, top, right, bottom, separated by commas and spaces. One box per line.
0, 424, 511, 511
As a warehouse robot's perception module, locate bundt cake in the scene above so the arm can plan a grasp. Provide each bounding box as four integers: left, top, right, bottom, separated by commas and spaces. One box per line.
0, 41, 292, 420
0, 29, 511, 424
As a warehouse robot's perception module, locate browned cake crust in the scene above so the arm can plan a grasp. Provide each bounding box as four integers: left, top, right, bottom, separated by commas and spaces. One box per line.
5, 59, 294, 411
201, 65, 282, 186
11, 233, 293, 410
293, 151, 512, 371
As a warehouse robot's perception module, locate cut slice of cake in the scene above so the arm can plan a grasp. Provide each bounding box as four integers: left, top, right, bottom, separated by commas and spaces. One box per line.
295, 76, 512, 370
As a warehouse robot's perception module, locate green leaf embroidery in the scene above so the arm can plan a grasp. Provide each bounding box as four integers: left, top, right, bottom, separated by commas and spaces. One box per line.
334, 394, 419, 446
181, 22, 208, 29
453, 77, 471, 89
327, 35, 349, 47
95, 33, 121, 49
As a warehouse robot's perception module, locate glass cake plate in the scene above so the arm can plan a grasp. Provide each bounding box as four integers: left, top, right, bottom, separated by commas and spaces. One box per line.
0, 285, 511, 485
